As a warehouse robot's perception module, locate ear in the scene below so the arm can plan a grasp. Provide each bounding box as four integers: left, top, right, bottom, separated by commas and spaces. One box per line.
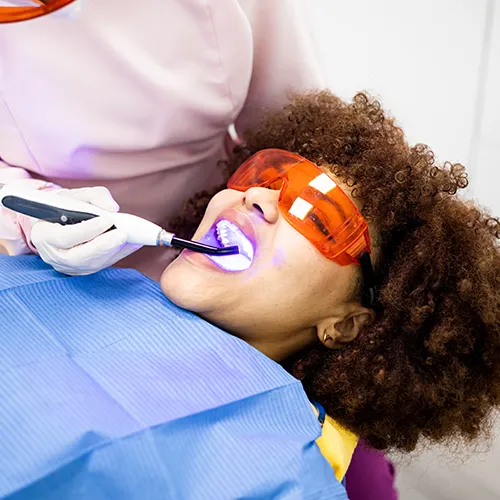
317, 308, 375, 349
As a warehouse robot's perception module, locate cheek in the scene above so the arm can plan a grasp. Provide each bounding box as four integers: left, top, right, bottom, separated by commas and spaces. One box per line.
271, 222, 322, 271
263, 224, 350, 309
258, 224, 327, 301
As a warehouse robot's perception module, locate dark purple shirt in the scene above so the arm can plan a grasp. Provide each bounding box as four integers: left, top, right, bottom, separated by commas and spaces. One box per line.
345, 441, 399, 499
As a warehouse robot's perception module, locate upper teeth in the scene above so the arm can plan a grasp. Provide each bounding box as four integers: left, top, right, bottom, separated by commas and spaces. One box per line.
210, 218, 255, 270
216, 220, 238, 247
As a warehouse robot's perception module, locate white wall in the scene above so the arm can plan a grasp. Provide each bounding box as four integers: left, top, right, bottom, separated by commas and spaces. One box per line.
306, 0, 498, 209
474, 0, 500, 215
304, 1, 500, 498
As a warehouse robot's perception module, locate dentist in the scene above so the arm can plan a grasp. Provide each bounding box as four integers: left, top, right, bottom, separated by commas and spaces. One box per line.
0, 0, 323, 281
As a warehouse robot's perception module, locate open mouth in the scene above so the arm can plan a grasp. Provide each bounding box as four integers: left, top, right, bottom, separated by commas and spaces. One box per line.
199, 219, 254, 271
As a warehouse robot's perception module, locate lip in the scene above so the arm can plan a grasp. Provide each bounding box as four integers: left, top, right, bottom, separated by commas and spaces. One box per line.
181, 207, 258, 272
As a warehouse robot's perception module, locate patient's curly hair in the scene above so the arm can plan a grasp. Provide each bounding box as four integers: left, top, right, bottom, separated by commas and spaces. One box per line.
172, 90, 500, 453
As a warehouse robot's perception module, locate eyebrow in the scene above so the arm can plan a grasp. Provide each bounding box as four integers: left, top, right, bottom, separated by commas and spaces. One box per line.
308, 212, 333, 238
303, 185, 348, 220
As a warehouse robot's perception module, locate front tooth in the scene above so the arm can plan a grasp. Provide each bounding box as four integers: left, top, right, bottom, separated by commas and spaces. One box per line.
216, 222, 232, 246
216, 219, 245, 249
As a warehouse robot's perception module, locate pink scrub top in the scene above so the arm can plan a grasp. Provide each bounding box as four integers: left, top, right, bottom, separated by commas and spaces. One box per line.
0, 0, 324, 280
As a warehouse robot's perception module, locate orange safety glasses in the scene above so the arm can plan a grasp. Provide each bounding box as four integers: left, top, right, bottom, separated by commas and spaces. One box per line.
228, 149, 376, 307
228, 148, 371, 265
0, 0, 75, 23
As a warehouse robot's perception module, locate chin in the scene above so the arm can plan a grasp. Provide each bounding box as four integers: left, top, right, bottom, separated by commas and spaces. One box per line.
160, 256, 190, 307
160, 255, 210, 313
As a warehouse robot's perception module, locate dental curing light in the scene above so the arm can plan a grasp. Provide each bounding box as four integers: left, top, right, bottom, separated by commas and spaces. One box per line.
0, 183, 239, 256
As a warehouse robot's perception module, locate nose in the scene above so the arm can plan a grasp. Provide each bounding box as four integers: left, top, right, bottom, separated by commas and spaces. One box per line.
243, 187, 280, 224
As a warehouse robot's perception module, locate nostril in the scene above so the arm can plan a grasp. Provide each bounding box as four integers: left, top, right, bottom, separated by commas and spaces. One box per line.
253, 203, 264, 214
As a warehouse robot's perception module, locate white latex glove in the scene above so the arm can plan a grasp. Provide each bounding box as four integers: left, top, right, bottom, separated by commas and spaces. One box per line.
30, 187, 142, 276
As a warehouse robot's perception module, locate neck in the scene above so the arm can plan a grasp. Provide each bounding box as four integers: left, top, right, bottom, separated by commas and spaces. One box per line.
247, 340, 287, 362
248, 327, 317, 363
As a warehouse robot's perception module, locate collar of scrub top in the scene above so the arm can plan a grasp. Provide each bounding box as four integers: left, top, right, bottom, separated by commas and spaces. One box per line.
0, 0, 79, 23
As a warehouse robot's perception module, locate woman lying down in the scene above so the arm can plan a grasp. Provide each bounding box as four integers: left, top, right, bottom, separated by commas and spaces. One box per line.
1, 91, 499, 500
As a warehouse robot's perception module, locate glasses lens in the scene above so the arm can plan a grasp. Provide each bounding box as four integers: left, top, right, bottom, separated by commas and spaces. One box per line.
282, 163, 370, 262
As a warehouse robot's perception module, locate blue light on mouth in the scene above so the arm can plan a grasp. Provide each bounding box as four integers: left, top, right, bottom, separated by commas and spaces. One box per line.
199, 220, 254, 272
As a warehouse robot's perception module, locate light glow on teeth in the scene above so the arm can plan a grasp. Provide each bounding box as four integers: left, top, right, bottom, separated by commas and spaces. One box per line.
209, 220, 254, 272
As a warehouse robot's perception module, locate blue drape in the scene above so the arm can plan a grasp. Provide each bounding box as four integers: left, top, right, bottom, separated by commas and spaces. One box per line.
0, 255, 346, 499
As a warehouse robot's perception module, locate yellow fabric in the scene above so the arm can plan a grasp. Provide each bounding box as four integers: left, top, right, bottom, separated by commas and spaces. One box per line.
312, 406, 359, 482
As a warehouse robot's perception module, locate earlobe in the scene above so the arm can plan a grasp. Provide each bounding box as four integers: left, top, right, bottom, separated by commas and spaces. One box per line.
317, 321, 342, 349
321, 326, 335, 348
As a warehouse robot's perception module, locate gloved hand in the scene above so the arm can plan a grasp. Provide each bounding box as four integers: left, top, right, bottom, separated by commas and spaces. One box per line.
30, 186, 142, 276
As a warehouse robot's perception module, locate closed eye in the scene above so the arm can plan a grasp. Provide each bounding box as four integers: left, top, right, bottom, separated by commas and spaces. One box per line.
266, 179, 284, 190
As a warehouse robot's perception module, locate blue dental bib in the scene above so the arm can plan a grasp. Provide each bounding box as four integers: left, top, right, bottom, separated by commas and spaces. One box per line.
0, 255, 346, 499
